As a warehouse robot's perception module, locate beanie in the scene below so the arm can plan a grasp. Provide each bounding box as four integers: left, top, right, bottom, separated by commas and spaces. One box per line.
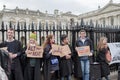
30, 32, 36, 40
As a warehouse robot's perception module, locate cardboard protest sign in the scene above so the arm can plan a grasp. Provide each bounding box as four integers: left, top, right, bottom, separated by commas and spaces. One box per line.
51, 44, 72, 57
76, 46, 90, 56
26, 45, 43, 58
52, 44, 62, 57
61, 45, 71, 57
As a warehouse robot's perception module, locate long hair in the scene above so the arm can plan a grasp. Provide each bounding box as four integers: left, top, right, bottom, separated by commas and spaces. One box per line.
42, 35, 53, 49
97, 37, 107, 51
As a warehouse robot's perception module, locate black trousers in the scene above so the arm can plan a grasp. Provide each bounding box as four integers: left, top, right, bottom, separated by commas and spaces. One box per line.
50, 71, 58, 80
27, 67, 35, 80
10, 69, 23, 80
24, 67, 35, 80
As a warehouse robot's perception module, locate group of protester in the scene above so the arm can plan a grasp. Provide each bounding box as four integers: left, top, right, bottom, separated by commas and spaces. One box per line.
0, 28, 111, 80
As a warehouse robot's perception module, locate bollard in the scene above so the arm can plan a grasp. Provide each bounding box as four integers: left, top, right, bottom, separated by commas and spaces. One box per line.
90, 62, 101, 80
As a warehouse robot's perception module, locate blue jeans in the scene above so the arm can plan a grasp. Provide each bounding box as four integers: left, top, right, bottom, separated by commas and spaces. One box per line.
61, 75, 71, 80
80, 59, 90, 80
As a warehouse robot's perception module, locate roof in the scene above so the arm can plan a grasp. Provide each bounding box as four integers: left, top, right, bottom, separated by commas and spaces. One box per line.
79, 2, 120, 18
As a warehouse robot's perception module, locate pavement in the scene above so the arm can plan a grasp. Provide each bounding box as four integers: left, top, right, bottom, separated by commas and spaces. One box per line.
103, 71, 118, 80
71, 71, 118, 80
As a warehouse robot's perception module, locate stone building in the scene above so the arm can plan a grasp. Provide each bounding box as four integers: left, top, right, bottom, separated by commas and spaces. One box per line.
0, 5, 78, 28
78, 0, 120, 26
0, 0, 119, 42
0, 5, 78, 42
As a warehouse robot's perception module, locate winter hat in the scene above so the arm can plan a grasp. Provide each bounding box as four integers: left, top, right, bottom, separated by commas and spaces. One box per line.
30, 32, 36, 40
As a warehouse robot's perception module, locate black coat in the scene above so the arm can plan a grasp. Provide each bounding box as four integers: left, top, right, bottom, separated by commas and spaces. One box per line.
43, 44, 59, 80
0, 49, 11, 77
59, 44, 72, 77
0, 40, 24, 80
24, 58, 42, 80
96, 48, 110, 77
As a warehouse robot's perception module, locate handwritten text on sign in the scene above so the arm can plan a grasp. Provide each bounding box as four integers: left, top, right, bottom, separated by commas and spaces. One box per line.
76, 46, 90, 56
52, 44, 71, 57
26, 45, 43, 58
52, 44, 62, 57
61, 45, 71, 56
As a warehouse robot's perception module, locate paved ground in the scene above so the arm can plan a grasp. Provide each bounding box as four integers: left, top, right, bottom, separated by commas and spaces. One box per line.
71, 71, 118, 80
103, 71, 118, 80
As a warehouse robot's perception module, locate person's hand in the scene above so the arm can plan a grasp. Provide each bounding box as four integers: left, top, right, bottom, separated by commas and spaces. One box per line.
75, 47, 78, 51
49, 49, 52, 54
12, 54, 17, 58
9, 53, 13, 58
89, 53, 93, 56
66, 54, 71, 59
9, 53, 17, 59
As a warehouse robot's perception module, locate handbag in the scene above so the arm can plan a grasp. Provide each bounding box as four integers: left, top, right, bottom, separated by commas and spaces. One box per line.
50, 58, 59, 65
106, 50, 112, 63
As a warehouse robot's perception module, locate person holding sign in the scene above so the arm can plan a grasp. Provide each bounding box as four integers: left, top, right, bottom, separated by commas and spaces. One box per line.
23, 32, 42, 80
75, 30, 93, 80
59, 34, 72, 80
96, 37, 110, 80
43, 35, 59, 80
0, 28, 23, 80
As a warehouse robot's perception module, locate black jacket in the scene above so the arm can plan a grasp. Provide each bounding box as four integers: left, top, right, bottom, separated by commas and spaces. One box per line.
0, 49, 11, 77
75, 37, 93, 53
75, 37, 94, 60
43, 44, 59, 80
96, 48, 110, 77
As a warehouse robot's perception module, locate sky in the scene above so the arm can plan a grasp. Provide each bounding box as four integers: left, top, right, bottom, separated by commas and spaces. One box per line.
0, 0, 120, 15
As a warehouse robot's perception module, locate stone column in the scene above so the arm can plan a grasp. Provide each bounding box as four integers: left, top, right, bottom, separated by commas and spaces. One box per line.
118, 15, 120, 25
108, 16, 111, 26
114, 15, 118, 26
107, 17, 110, 25
105, 17, 107, 25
